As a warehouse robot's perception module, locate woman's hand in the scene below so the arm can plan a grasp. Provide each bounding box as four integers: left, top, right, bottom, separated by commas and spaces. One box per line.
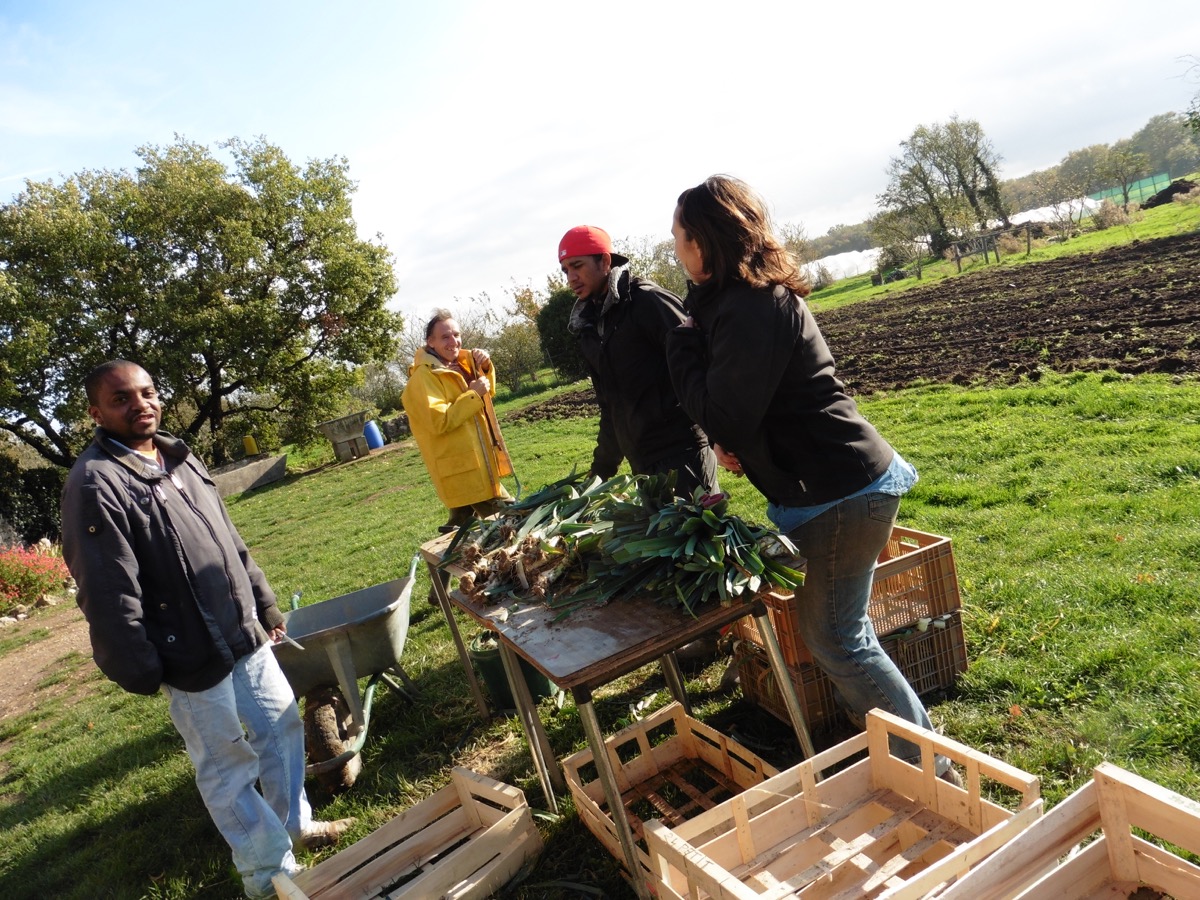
713, 443, 743, 476
471, 348, 492, 374
680, 316, 696, 329
468, 375, 491, 398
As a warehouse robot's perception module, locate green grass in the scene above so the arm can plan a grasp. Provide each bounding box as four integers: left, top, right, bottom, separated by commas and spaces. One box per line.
4, 262, 1200, 895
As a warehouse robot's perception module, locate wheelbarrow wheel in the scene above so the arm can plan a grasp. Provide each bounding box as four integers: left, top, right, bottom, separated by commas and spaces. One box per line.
303, 686, 362, 793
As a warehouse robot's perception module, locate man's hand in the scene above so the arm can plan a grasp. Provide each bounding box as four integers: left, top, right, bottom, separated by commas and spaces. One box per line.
268, 624, 288, 643
714, 443, 743, 476
471, 348, 492, 374
468, 375, 491, 398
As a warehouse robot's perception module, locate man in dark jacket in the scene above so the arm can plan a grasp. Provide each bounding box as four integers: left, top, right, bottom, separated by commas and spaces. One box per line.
558, 225, 718, 498
61, 360, 352, 899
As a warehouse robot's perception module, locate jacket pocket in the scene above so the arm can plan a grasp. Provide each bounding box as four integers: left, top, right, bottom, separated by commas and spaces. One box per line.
437, 451, 480, 477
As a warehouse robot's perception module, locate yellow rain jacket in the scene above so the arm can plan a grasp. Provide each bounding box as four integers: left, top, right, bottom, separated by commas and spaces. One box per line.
402, 347, 505, 508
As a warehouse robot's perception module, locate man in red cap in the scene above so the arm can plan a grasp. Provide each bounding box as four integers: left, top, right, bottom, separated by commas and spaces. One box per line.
558, 225, 717, 500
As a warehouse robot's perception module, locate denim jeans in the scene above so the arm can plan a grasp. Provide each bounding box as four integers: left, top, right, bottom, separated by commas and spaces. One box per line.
163, 644, 311, 898
785, 491, 944, 769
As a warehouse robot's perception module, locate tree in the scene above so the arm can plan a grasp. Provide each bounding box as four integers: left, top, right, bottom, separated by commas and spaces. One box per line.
1057, 145, 1111, 197
536, 285, 589, 382
877, 117, 1008, 256
614, 236, 688, 298
0, 137, 401, 467
868, 209, 929, 278
1128, 112, 1200, 177
1101, 142, 1150, 211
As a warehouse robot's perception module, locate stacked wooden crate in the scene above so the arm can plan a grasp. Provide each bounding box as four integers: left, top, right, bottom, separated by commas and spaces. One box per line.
733, 526, 967, 731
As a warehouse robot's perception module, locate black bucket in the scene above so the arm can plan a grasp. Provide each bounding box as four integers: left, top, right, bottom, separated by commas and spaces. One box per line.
467, 632, 559, 711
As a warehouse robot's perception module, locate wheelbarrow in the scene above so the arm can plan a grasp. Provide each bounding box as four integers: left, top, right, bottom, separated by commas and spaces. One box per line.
272, 555, 420, 787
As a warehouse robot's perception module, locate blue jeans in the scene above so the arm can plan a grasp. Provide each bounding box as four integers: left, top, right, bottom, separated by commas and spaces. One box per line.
785, 491, 942, 768
163, 644, 311, 898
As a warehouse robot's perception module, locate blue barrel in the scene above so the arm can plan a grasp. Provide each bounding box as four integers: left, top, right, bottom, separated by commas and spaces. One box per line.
363, 420, 384, 450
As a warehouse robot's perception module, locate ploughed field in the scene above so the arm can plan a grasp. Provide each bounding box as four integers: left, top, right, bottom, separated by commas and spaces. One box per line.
512, 230, 1199, 423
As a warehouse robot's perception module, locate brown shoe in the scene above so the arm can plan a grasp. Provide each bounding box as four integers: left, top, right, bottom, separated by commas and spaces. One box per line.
299, 817, 355, 850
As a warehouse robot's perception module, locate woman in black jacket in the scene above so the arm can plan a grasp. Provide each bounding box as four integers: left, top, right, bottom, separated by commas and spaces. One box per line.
666, 175, 952, 775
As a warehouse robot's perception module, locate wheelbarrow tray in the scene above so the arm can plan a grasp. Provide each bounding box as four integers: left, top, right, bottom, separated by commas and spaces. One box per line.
274, 576, 413, 699
272, 767, 542, 899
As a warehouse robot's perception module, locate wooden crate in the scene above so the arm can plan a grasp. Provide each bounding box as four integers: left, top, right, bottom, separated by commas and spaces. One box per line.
646, 709, 1042, 900
937, 761, 1200, 900
733, 526, 962, 667
736, 611, 968, 732
271, 767, 542, 900
561, 701, 779, 881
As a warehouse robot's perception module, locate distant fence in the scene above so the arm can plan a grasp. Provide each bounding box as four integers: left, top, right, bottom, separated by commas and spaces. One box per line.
1089, 173, 1171, 205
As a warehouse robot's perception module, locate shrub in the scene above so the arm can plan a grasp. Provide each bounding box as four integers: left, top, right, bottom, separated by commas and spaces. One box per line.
0, 456, 67, 544
0, 543, 71, 614
1091, 199, 1132, 230
536, 287, 589, 382
996, 233, 1024, 255
1173, 186, 1200, 207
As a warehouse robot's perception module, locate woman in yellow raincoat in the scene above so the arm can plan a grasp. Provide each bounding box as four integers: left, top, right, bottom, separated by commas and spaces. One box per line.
402, 309, 510, 530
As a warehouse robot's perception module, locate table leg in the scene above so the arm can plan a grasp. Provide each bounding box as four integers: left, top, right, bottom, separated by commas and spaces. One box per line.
425, 561, 490, 719
498, 642, 563, 813
659, 652, 692, 716
575, 689, 654, 900
752, 608, 817, 760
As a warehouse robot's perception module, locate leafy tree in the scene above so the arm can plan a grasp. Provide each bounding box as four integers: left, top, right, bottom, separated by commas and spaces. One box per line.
0, 137, 400, 467
808, 222, 874, 258
536, 286, 588, 382
1057, 145, 1111, 197
1128, 112, 1200, 177
489, 320, 544, 392
1101, 142, 1150, 211
877, 117, 1008, 255
868, 209, 929, 278
614, 236, 687, 298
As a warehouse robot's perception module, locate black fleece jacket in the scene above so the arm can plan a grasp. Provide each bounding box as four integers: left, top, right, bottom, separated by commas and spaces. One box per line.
575, 267, 709, 477
666, 279, 892, 507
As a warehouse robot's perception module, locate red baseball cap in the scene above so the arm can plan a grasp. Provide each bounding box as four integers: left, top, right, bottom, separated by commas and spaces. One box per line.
558, 225, 629, 265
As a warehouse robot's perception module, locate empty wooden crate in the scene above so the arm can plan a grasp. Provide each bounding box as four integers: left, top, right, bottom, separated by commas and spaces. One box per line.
937, 761, 1200, 900
561, 701, 779, 882
645, 709, 1042, 899
272, 767, 542, 899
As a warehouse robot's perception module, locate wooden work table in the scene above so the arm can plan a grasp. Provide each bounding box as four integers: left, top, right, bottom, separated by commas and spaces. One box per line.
419, 530, 814, 900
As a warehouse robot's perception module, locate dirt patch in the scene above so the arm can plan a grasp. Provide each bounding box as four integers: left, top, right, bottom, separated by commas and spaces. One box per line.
0, 601, 94, 722
823, 231, 1200, 394
507, 388, 599, 424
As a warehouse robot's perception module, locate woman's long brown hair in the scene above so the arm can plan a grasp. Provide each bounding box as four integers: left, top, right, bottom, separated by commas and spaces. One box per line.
676, 175, 810, 296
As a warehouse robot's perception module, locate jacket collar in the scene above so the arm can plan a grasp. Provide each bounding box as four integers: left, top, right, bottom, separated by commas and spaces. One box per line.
93, 428, 190, 480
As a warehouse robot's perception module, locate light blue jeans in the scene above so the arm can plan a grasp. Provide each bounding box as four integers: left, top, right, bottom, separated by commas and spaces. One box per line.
785, 491, 944, 769
163, 644, 311, 898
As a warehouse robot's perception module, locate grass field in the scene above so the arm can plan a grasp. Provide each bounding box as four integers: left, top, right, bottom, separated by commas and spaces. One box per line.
1, 203, 1199, 898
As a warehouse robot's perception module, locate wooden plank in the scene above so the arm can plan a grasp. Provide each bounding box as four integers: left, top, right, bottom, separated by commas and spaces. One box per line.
1094, 762, 1138, 882
292, 783, 462, 894
881, 801, 1043, 900
1131, 837, 1200, 898
391, 806, 529, 899
445, 819, 543, 899
1096, 761, 1200, 858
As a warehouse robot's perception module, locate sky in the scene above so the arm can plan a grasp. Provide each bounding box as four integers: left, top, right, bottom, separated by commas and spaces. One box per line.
3, 0, 1200, 324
